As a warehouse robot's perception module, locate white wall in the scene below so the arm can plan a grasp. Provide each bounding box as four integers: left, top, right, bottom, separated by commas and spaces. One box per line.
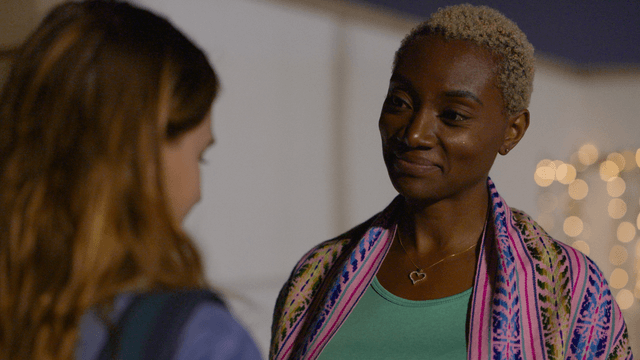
4, 0, 638, 355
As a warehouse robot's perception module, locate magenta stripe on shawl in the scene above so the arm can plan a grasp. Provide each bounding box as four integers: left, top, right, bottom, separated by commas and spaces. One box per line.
470, 243, 491, 360
280, 339, 293, 359
584, 282, 605, 360
566, 247, 587, 356
611, 283, 628, 357
277, 244, 349, 360
508, 206, 553, 357
508, 228, 539, 358
308, 227, 395, 359
469, 180, 500, 360
489, 183, 542, 360
568, 247, 583, 300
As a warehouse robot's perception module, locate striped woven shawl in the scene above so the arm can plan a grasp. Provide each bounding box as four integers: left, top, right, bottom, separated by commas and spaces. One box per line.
270, 179, 632, 360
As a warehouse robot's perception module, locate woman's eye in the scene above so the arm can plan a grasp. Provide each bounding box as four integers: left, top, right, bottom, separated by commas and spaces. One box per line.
383, 94, 410, 110
440, 109, 468, 122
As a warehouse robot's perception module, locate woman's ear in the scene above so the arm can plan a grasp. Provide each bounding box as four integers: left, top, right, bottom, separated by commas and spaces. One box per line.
499, 109, 530, 155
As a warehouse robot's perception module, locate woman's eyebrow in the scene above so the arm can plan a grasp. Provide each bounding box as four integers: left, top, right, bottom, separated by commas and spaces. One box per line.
388, 74, 421, 101
391, 73, 483, 106
389, 73, 412, 87
444, 90, 483, 106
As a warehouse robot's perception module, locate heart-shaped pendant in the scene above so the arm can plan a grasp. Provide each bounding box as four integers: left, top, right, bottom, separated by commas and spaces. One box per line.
409, 270, 427, 285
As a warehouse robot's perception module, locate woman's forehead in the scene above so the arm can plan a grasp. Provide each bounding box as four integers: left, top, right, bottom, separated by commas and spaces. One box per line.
394, 37, 499, 91
398, 36, 498, 70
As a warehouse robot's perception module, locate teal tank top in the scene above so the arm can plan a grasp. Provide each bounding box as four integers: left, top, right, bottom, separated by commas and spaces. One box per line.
317, 277, 471, 360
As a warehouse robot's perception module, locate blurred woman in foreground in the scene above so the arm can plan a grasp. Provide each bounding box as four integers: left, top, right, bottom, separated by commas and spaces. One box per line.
270, 5, 632, 360
0, 1, 261, 359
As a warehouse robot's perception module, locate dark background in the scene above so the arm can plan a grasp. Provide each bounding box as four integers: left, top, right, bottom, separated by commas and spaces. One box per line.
350, 0, 640, 69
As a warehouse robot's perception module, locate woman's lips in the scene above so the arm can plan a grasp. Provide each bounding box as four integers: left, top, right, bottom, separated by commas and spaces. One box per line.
392, 151, 441, 176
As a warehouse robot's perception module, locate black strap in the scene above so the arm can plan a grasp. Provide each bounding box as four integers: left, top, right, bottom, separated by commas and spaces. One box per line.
98, 289, 225, 360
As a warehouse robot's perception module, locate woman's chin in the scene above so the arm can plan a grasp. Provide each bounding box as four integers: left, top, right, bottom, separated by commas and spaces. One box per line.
390, 177, 446, 203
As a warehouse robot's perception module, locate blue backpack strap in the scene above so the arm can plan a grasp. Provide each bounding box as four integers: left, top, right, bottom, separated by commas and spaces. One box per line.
141, 290, 225, 360
98, 289, 225, 360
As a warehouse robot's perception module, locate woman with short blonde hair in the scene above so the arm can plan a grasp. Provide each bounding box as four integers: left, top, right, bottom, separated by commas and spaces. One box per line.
270, 5, 631, 360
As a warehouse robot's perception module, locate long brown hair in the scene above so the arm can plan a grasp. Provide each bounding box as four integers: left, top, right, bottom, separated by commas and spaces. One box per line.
0, 1, 219, 359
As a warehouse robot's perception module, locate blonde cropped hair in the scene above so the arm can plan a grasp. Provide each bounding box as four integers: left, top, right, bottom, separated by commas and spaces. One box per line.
394, 4, 535, 115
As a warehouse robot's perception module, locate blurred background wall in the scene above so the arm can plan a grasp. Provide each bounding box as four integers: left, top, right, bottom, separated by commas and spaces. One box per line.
2, 0, 638, 356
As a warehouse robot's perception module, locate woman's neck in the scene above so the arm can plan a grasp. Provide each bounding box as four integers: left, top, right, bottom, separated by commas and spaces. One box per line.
399, 183, 490, 255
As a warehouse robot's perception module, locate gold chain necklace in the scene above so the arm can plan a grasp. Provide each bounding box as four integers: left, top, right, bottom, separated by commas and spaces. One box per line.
397, 217, 487, 285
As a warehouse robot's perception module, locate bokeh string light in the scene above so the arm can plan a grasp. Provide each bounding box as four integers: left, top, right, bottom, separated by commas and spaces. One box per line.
609, 245, 629, 266
534, 159, 555, 187
571, 240, 590, 256
578, 143, 598, 165
563, 216, 584, 237
610, 268, 629, 289
607, 152, 626, 171
617, 289, 634, 310
621, 150, 636, 172
600, 160, 620, 181
618, 222, 636, 243
556, 163, 577, 184
568, 179, 589, 200
607, 177, 626, 198
608, 198, 627, 219
535, 145, 640, 311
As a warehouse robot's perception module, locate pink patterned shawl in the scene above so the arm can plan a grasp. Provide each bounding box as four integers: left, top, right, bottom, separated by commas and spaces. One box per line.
270, 179, 633, 360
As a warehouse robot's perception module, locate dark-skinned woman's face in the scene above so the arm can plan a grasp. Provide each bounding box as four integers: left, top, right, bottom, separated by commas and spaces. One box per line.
379, 36, 513, 204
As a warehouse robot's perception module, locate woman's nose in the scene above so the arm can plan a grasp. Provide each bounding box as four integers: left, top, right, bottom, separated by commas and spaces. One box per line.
403, 109, 437, 148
